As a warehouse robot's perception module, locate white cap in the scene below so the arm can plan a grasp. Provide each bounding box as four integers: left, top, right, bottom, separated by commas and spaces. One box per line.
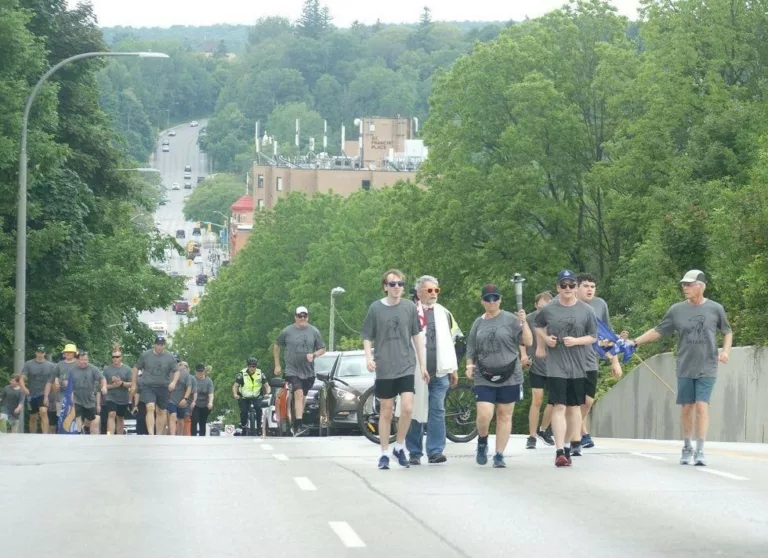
295, 306, 309, 315
679, 269, 706, 284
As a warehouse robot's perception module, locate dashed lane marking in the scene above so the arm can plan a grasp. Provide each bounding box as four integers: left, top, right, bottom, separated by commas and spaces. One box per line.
294, 477, 317, 491
329, 521, 365, 548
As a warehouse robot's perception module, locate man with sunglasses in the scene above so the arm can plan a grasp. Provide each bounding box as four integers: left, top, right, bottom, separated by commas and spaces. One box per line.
627, 270, 732, 466
535, 270, 597, 467
363, 269, 428, 469
103, 347, 133, 435
274, 306, 326, 437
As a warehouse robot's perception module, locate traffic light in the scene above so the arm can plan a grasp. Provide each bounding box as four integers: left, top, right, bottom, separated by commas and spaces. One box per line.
207, 223, 212, 232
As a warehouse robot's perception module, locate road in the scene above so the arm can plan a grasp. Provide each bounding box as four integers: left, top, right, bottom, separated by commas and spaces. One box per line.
2, 434, 767, 557
139, 120, 210, 340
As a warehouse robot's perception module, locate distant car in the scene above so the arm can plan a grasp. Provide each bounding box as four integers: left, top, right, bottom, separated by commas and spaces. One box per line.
168, 130, 176, 137
162, 139, 170, 146
193, 255, 203, 265
196, 274, 208, 286
159, 197, 167, 205
175, 229, 185, 239
184, 165, 192, 172
172, 182, 180, 190
190, 121, 199, 127
197, 176, 205, 184
149, 321, 167, 335
162, 145, 169, 152
172, 299, 189, 314
124, 418, 137, 435
317, 350, 373, 435
183, 172, 191, 179
192, 227, 201, 236
169, 271, 180, 278
184, 181, 192, 188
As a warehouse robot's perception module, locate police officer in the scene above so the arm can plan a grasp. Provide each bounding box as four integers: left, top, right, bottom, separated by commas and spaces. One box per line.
233, 357, 270, 435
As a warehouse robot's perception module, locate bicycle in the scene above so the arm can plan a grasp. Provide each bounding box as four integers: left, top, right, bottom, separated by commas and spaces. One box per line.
243, 398, 262, 436
356, 383, 478, 445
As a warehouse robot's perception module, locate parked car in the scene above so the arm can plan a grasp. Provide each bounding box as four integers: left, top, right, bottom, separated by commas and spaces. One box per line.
183, 172, 191, 179
190, 120, 199, 127
172, 299, 189, 314
184, 165, 191, 172
184, 181, 192, 188
172, 182, 180, 190
162, 145, 169, 152
175, 229, 185, 239
197, 176, 206, 184
149, 321, 168, 335
317, 350, 373, 436
168, 130, 176, 137
159, 197, 167, 205
124, 418, 137, 435
195, 274, 208, 286
192, 227, 201, 236
162, 139, 170, 146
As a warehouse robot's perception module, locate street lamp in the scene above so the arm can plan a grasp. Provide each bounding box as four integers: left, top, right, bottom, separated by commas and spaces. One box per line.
14, 51, 169, 374
329, 286, 346, 352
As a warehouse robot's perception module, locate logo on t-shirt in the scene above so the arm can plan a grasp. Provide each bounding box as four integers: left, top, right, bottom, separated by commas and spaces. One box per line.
686, 315, 708, 345
556, 316, 576, 338
480, 328, 502, 355
386, 316, 401, 340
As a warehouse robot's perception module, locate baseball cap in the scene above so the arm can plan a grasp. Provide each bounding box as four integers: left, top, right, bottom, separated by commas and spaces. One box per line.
680, 269, 706, 284
295, 306, 309, 315
154, 336, 166, 345
481, 284, 501, 299
557, 270, 577, 283
36, 345, 46, 352
63, 343, 77, 353
195, 363, 206, 372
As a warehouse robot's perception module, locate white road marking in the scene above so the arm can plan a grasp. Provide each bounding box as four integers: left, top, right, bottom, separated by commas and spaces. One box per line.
294, 477, 317, 491
631, 452, 666, 461
697, 468, 748, 481
261, 444, 273, 450
273, 453, 289, 461
329, 521, 365, 548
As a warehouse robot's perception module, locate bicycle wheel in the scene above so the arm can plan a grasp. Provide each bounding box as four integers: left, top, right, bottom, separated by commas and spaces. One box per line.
356, 385, 397, 445
445, 384, 478, 443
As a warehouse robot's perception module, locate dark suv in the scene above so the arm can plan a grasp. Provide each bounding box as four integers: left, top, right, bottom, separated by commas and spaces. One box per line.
184, 165, 191, 172
172, 299, 189, 314
175, 229, 185, 239
195, 274, 208, 286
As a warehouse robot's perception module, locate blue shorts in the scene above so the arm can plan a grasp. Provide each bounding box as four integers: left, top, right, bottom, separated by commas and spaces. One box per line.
167, 401, 188, 418
676, 377, 716, 405
473, 384, 523, 404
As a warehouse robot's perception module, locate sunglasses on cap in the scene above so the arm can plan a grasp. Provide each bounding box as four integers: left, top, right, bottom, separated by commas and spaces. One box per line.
424, 287, 440, 294
387, 280, 406, 287
559, 281, 577, 290
296, 313, 308, 318
482, 294, 501, 303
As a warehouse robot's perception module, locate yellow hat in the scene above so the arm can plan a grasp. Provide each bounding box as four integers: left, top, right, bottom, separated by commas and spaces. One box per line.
63, 343, 77, 353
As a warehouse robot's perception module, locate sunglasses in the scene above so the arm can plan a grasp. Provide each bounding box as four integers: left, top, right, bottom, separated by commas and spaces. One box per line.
424, 287, 441, 294
482, 295, 501, 303
681, 282, 696, 287
559, 282, 577, 290
296, 313, 308, 318
111, 355, 121, 359
387, 281, 406, 287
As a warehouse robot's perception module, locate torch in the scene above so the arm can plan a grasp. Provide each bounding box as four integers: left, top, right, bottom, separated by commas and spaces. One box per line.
512, 273, 525, 312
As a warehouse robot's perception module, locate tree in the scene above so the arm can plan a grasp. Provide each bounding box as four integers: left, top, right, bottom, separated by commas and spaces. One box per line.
296, 0, 332, 40
182, 174, 246, 225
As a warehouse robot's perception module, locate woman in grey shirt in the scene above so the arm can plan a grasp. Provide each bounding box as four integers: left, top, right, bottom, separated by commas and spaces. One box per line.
466, 284, 533, 468
191, 363, 214, 436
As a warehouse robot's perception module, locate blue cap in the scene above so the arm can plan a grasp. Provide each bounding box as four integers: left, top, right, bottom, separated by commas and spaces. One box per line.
557, 270, 576, 282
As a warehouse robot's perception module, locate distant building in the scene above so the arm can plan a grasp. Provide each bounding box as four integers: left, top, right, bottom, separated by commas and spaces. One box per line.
253, 116, 426, 210
229, 195, 254, 258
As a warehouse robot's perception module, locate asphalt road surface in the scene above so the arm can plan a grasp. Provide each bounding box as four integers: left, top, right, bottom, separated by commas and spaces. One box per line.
2, 434, 767, 557
139, 120, 210, 339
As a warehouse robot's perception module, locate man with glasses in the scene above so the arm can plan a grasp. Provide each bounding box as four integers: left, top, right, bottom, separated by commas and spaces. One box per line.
535, 270, 597, 467
234, 357, 271, 436
362, 269, 428, 469
103, 347, 133, 435
628, 270, 732, 466
274, 306, 326, 436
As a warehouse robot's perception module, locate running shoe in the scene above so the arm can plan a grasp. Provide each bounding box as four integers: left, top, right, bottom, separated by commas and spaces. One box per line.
581, 433, 595, 448
293, 426, 308, 437
526, 436, 537, 449
571, 445, 583, 457
537, 428, 555, 446
680, 446, 694, 465
408, 454, 421, 465
693, 450, 707, 466
378, 455, 390, 470
555, 454, 571, 467
428, 454, 447, 464
492, 453, 506, 468
476, 443, 489, 465
392, 447, 410, 468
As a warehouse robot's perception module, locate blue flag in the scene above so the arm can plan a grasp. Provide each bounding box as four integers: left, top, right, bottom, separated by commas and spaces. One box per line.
593, 319, 636, 363
57, 372, 78, 434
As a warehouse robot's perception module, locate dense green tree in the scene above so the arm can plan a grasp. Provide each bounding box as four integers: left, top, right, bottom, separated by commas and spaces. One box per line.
182, 174, 245, 225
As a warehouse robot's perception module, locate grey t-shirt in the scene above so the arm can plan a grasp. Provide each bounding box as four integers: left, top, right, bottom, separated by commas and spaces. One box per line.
1, 386, 25, 416
135, 349, 178, 387
361, 298, 420, 380
71, 364, 104, 409
194, 377, 214, 407
655, 299, 732, 379
535, 299, 597, 379
22, 359, 54, 397
584, 297, 611, 371
277, 324, 326, 379
104, 364, 132, 405
526, 310, 547, 377
170, 370, 193, 405
51, 360, 79, 412
467, 310, 524, 387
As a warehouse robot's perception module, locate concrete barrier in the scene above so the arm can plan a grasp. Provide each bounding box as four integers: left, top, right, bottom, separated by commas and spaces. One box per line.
591, 346, 768, 443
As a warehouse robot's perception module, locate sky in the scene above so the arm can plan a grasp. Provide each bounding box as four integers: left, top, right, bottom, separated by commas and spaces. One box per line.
68, 0, 643, 29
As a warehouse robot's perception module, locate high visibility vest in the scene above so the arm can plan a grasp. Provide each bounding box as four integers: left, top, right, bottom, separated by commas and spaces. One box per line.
241, 369, 263, 398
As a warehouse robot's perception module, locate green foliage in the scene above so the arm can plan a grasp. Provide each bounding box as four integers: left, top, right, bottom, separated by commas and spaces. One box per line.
182, 174, 245, 225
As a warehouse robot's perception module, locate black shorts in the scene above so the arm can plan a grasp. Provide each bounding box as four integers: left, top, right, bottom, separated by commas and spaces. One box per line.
140, 384, 171, 410
473, 384, 523, 404
75, 405, 97, 421
286, 376, 315, 396
546, 377, 587, 407
48, 410, 58, 425
104, 401, 129, 418
28, 394, 48, 414
585, 370, 598, 398
529, 373, 547, 390
375, 375, 415, 400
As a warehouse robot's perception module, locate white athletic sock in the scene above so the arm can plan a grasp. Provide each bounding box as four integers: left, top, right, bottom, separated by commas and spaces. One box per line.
381, 450, 389, 457
393, 442, 404, 452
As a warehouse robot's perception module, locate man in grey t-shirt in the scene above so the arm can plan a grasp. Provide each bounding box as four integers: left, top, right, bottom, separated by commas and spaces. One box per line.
362, 269, 427, 470
104, 349, 133, 435
132, 336, 179, 436
273, 305, 326, 437
630, 270, 733, 466
20, 345, 54, 434
71, 352, 107, 435
535, 270, 597, 467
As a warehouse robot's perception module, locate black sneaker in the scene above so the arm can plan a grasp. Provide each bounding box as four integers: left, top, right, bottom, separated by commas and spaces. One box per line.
293, 426, 308, 437
526, 436, 537, 449
537, 428, 555, 446
428, 453, 447, 464
408, 454, 422, 465
571, 444, 583, 457
392, 447, 410, 468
